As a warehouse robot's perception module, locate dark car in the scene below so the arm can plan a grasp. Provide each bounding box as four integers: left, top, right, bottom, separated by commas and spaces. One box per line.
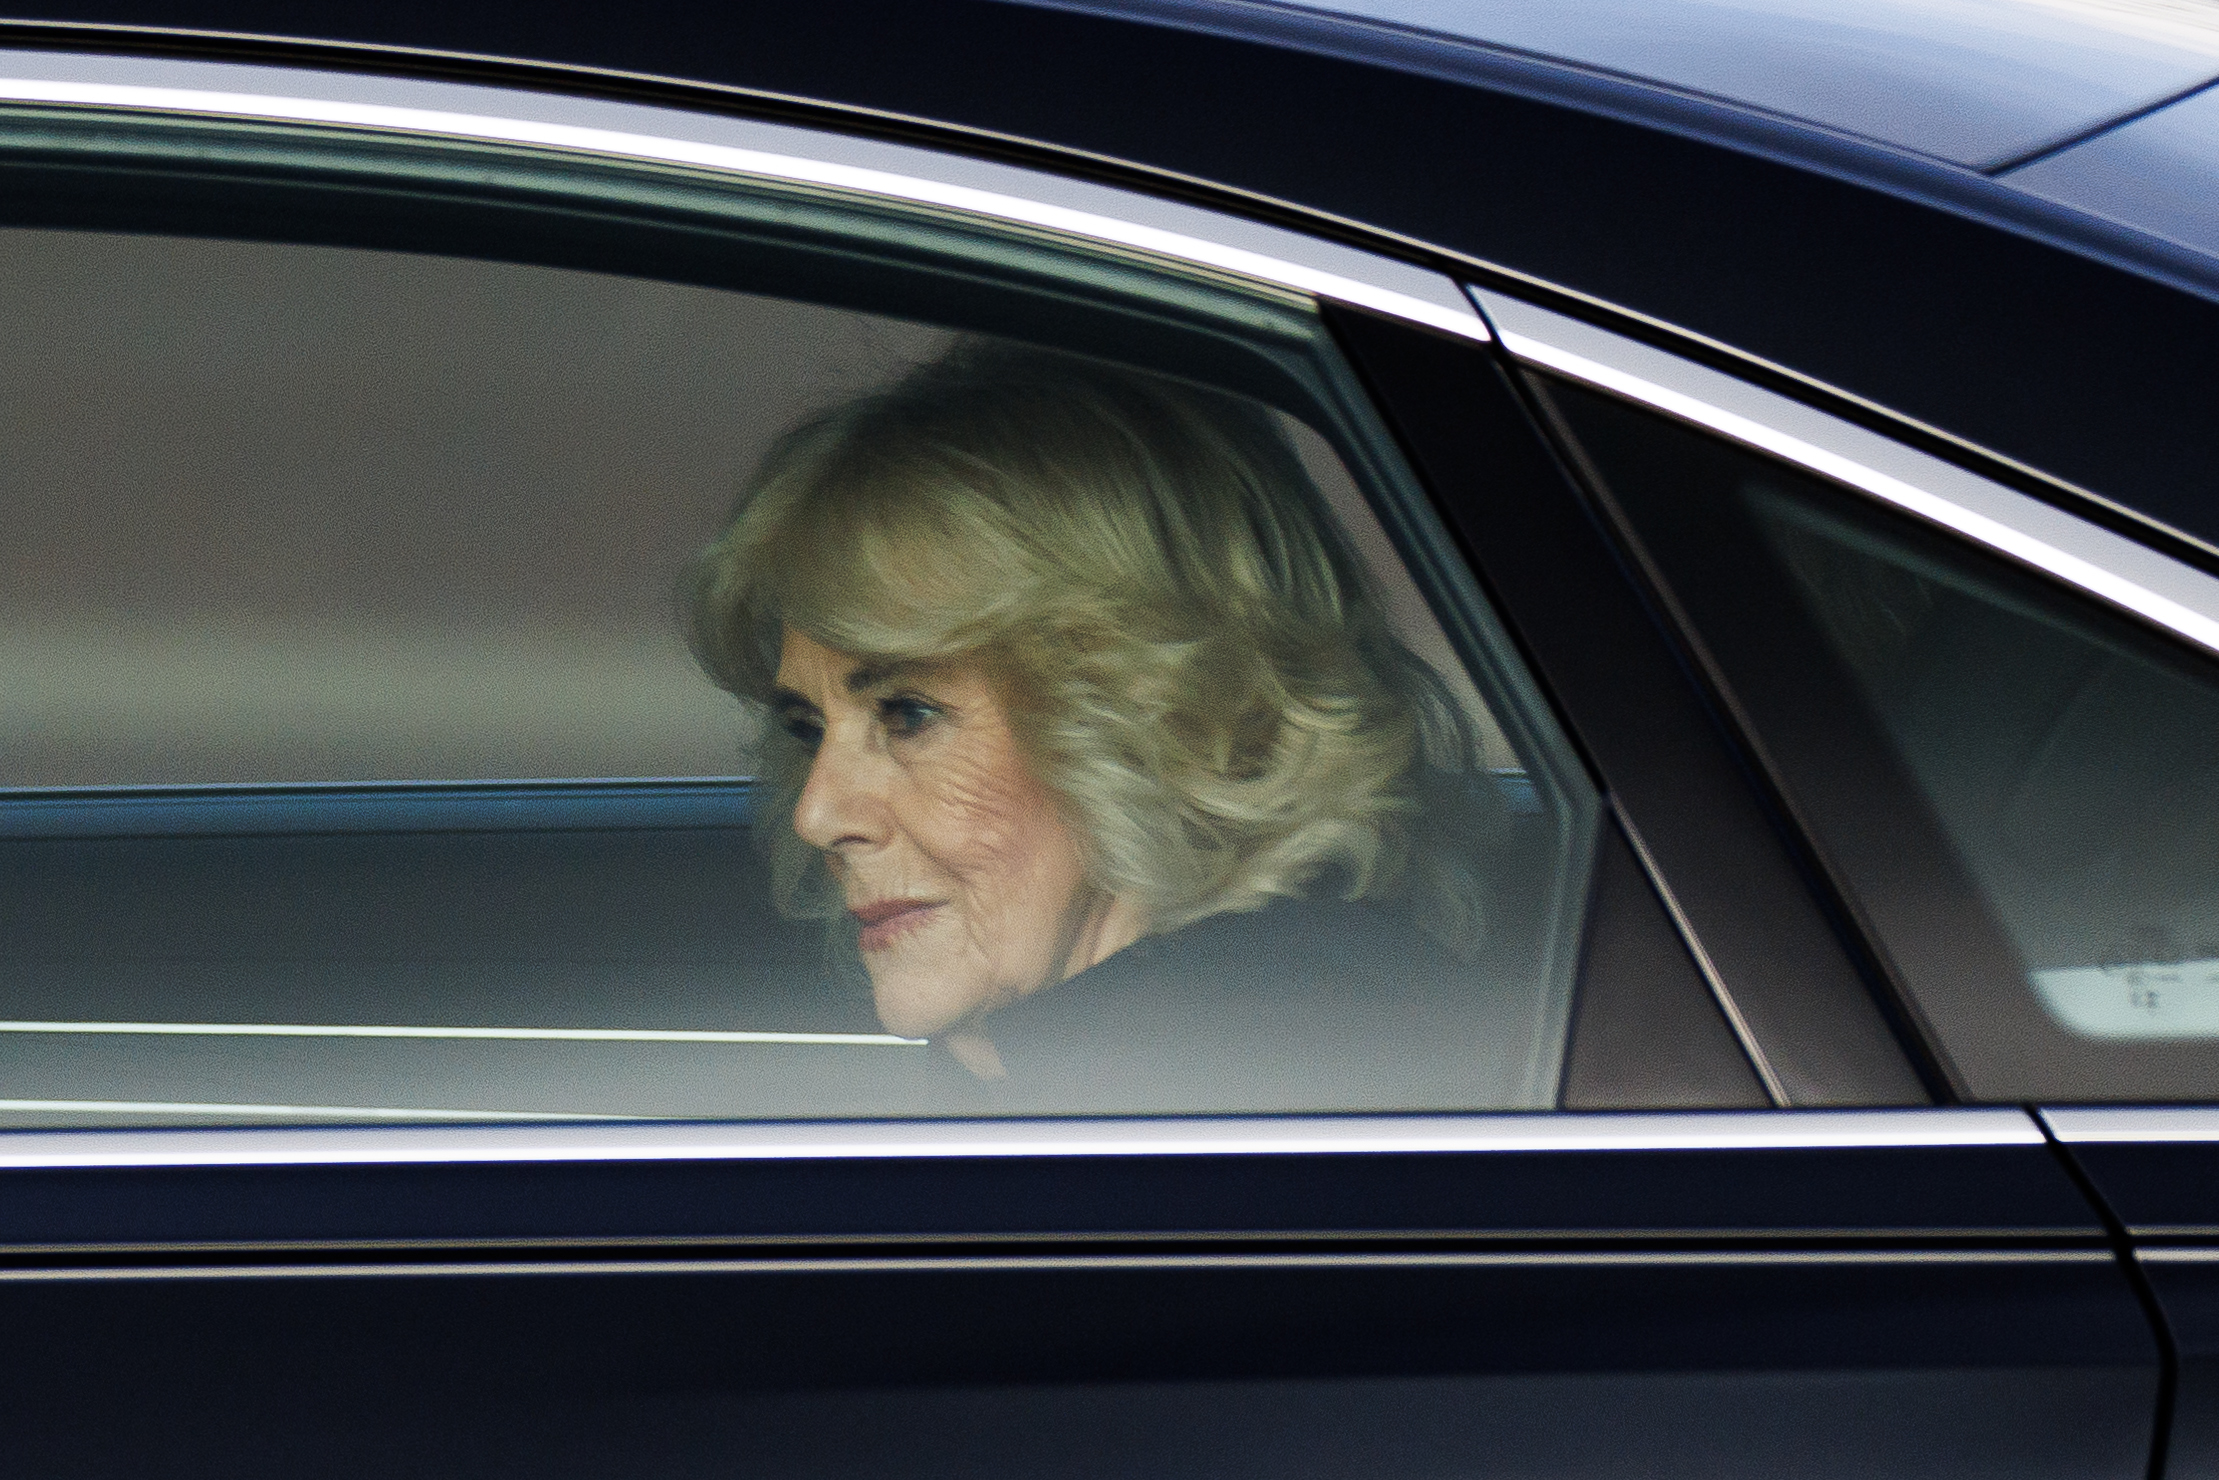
2, 2, 2218, 1476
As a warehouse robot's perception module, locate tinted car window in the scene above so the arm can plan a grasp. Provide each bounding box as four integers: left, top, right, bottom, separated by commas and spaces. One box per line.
0, 112, 1608, 1124
1543, 376, 2219, 1101
1, 228, 943, 786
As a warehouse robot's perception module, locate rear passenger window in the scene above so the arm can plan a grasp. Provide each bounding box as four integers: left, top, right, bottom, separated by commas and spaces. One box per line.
1543, 376, 2219, 1102
2, 231, 929, 788
0, 104, 1610, 1123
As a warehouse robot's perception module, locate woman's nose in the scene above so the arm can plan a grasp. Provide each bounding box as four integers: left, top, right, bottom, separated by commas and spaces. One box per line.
791, 728, 887, 852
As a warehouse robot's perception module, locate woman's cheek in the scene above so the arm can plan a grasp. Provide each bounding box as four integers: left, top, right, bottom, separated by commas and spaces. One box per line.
908, 743, 1045, 879
921, 761, 1080, 991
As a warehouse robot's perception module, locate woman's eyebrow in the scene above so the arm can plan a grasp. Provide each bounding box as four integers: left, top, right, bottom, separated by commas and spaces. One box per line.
844, 661, 914, 694
768, 685, 818, 714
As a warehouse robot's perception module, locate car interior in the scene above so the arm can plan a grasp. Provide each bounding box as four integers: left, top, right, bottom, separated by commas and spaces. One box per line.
0, 143, 1738, 1121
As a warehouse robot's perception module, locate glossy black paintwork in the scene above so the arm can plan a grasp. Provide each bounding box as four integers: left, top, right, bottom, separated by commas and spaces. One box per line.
2005, 79, 2219, 260
3, 1, 2215, 551
0, 1141, 2109, 1252
1276, 0, 2219, 169
2142, 1256, 2219, 1480
2065, 1143, 2219, 1239
0, 1255, 2160, 1480
2039, 1140, 2219, 1475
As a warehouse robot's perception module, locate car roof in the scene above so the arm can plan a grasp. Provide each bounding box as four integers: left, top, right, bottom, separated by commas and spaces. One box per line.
2002, 76, 2219, 256
1279, 0, 2219, 170
5, 0, 2218, 553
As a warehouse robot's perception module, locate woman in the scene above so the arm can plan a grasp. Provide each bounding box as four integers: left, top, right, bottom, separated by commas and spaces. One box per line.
687, 340, 1534, 1110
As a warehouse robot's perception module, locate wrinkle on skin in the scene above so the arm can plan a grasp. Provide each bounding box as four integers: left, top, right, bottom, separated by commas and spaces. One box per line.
774, 628, 1146, 1045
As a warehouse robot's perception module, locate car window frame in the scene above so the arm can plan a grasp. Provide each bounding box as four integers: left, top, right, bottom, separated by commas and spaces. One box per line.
0, 46, 1489, 344
1472, 289, 2219, 663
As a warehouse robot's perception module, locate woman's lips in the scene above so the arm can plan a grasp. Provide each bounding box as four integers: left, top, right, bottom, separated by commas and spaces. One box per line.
851, 899, 941, 953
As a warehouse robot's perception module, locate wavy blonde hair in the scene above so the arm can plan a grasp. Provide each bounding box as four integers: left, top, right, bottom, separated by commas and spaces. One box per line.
686, 340, 1501, 952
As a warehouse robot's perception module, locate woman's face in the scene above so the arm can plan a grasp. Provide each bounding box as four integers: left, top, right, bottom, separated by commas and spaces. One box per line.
773, 629, 1139, 1038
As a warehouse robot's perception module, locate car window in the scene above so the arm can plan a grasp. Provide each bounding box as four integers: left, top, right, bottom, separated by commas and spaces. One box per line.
1540, 375, 2219, 1102
0, 101, 1615, 1125
1, 229, 943, 787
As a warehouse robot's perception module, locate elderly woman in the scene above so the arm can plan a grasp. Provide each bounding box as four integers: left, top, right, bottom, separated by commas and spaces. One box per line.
688, 341, 1531, 1110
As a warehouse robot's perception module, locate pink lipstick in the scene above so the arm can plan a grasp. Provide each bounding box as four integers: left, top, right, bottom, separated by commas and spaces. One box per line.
851, 899, 940, 952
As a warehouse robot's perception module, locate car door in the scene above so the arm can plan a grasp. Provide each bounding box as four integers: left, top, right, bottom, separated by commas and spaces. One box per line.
0, 47, 2162, 1478
2049, 1108, 2219, 1480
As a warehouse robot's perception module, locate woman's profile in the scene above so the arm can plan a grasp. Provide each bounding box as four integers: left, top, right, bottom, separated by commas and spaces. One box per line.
687, 339, 1541, 1111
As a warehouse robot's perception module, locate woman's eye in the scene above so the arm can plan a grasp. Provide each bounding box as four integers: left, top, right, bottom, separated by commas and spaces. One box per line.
878, 695, 941, 737
778, 712, 824, 748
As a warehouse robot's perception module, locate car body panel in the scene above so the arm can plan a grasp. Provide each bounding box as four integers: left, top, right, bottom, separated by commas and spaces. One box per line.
0, 1111, 2089, 1247
1280, 0, 2219, 168
0, 1252, 2160, 1480
2045, 1109, 2219, 1479
2141, 1251, 2219, 1480
0, 1115, 2160, 1479
2044, 1108, 2219, 1239
2003, 78, 2219, 260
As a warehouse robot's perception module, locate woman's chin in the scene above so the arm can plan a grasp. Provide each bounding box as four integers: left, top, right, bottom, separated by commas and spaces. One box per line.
868, 946, 1053, 1038
869, 966, 985, 1040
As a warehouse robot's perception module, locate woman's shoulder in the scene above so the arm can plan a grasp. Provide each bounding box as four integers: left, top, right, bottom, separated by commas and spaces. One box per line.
959, 893, 1539, 1113
996, 893, 1432, 1013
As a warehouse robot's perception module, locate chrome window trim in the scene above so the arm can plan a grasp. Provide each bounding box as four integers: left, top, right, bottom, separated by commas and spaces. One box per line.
1612, 805, 1788, 1106
2042, 1106, 2219, 1142
0, 1249, 2117, 1283
1472, 289, 2219, 663
0, 1110, 2041, 1170
0, 49, 1488, 343
0, 1020, 923, 1047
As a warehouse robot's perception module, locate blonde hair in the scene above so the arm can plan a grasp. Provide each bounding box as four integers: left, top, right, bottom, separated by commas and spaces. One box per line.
686, 340, 1501, 951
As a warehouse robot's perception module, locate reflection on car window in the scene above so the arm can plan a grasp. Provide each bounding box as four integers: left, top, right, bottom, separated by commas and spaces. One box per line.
1546, 376, 2219, 1101
0, 163, 1595, 1124
1754, 493, 2219, 1043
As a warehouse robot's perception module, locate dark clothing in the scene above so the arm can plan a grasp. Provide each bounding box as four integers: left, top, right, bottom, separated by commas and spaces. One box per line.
927, 895, 1563, 1113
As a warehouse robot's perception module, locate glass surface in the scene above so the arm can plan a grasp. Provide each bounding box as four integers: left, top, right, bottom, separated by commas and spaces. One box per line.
1549, 377, 2219, 1100
0, 118, 1600, 1124
0, 228, 948, 786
